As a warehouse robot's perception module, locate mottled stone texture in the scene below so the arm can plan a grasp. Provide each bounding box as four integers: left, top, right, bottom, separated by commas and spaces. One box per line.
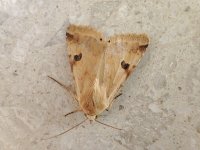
0, 0, 200, 150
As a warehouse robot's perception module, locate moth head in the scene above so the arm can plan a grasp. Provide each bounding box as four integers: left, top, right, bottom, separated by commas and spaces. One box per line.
86, 115, 97, 121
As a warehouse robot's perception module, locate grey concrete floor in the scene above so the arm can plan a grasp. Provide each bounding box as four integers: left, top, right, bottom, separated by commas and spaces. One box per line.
0, 0, 200, 150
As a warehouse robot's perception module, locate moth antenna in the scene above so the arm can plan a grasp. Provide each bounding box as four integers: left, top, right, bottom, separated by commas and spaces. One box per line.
47, 76, 70, 91
47, 76, 78, 101
95, 120, 123, 131
42, 118, 88, 140
64, 109, 82, 117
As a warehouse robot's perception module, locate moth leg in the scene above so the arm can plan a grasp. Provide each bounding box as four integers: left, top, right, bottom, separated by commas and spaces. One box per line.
64, 109, 82, 117
114, 93, 123, 99
108, 92, 123, 110
47, 76, 78, 101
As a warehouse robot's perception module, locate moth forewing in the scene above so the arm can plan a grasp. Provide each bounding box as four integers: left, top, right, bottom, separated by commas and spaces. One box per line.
66, 25, 106, 118
104, 35, 149, 105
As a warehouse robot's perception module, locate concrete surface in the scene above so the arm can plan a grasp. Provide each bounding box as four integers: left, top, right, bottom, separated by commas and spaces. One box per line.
0, 0, 200, 150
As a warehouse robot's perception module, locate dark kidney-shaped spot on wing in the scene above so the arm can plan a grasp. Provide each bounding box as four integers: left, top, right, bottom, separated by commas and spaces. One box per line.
121, 60, 130, 70
74, 53, 82, 61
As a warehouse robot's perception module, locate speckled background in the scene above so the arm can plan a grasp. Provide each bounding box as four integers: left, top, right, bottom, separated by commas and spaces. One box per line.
0, 0, 200, 150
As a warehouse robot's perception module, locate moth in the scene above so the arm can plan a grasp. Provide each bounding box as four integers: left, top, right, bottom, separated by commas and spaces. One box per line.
46, 24, 149, 138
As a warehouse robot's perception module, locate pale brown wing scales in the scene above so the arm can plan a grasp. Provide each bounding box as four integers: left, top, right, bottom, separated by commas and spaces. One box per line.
104, 34, 149, 103
66, 24, 149, 116
66, 25, 105, 115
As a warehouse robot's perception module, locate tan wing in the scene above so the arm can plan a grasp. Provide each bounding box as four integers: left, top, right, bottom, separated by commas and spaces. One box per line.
103, 34, 149, 103
66, 24, 105, 115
